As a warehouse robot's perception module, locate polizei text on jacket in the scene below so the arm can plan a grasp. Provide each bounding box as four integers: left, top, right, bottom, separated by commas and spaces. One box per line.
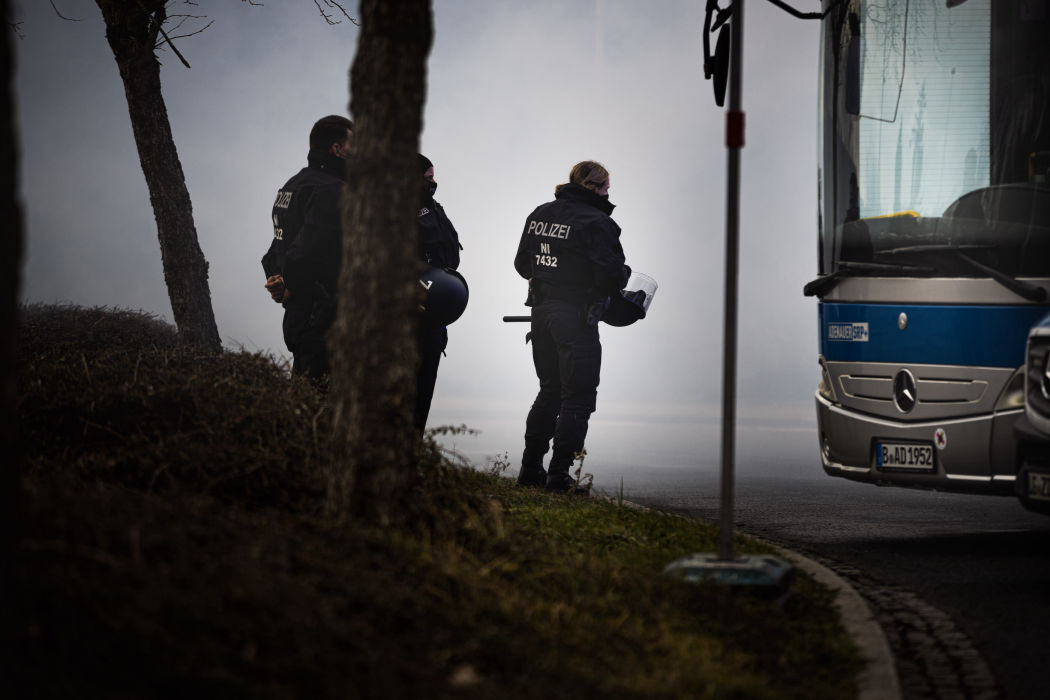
527, 220, 571, 239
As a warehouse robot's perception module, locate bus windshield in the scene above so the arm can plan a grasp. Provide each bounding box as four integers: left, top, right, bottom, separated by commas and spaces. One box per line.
818, 0, 1050, 278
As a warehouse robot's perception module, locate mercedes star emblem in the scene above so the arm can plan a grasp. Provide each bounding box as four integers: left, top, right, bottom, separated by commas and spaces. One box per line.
893, 368, 917, 413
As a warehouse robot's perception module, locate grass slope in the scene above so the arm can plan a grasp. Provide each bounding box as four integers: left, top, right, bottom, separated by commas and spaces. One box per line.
14, 304, 861, 699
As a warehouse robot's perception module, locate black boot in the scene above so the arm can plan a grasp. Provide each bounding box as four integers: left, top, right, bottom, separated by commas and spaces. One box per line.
544, 449, 580, 494
516, 443, 548, 487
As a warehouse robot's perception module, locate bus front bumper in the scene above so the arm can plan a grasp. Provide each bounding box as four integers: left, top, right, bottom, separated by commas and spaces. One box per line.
815, 393, 1018, 496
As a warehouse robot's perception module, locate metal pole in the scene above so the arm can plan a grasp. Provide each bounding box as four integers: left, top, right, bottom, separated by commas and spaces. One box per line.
718, 0, 744, 562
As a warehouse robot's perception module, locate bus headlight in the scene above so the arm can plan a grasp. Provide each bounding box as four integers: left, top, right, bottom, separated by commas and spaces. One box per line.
818, 357, 837, 403
994, 366, 1025, 412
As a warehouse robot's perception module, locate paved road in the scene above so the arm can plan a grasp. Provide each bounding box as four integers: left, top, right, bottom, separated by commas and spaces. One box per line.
593, 437, 1050, 700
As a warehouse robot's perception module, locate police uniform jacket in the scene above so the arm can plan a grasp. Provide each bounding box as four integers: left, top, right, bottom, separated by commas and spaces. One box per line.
271, 150, 348, 305
261, 148, 347, 280
419, 196, 462, 270
514, 183, 630, 304
269, 151, 346, 354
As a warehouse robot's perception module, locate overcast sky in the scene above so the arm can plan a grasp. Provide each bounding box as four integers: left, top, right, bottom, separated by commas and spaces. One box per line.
12, 0, 823, 475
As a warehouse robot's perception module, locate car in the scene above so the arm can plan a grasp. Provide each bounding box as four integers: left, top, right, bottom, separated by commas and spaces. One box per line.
1015, 313, 1050, 515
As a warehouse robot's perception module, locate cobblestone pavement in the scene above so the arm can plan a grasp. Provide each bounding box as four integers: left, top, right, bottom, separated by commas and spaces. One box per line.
802, 551, 1001, 700
614, 467, 1050, 700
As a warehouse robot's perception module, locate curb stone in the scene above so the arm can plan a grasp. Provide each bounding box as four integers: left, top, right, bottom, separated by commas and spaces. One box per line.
767, 544, 902, 700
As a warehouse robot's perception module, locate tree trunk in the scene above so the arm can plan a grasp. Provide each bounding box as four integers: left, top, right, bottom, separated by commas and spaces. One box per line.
327, 0, 432, 524
2, 0, 24, 682
95, 0, 221, 352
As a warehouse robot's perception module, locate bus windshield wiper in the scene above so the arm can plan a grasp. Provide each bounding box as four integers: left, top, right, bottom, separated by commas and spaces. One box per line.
878, 244, 1047, 302
803, 260, 933, 297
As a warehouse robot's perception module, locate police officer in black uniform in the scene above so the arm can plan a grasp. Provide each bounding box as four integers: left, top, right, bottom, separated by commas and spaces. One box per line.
416, 154, 463, 430
261, 115, 352, 380
514, 161, 631, 492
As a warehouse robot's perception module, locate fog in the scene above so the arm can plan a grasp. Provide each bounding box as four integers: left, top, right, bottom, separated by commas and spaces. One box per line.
13, 0, 823, 481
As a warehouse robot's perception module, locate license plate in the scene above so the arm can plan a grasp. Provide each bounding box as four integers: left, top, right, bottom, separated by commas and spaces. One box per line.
875, 442, 935, 471
1028, 472, 1050, 502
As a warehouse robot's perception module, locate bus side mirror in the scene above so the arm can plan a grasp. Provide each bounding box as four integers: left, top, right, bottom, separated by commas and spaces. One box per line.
702, 3, 732, 108
713, 24, 731, 107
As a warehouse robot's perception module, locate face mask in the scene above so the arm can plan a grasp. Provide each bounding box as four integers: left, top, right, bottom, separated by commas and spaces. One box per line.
428, 182, 438, 197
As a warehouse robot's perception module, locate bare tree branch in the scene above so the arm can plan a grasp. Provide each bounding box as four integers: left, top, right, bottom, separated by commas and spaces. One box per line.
135, 1, 192, 69
152, 8, 215, 51
159, 18, 214, 46
314, 0, 359, 26
164, 13, 208, 33
49, 0, 82, 22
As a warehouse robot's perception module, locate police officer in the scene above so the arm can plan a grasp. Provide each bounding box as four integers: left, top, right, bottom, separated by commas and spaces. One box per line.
416, 154, 464, 430
261, 115, 352, 380
514, 161, 631, 492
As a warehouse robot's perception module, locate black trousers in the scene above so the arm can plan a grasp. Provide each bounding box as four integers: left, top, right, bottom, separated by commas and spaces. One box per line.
415, 323, 448, 430
284, 294, 332, 381
524, 300, 601, 474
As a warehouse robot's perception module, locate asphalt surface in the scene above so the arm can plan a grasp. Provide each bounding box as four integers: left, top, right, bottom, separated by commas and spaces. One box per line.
606, 458, 1050, 700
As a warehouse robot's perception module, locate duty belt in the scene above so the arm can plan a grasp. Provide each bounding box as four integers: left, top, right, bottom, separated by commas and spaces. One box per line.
530, 279, 591, 305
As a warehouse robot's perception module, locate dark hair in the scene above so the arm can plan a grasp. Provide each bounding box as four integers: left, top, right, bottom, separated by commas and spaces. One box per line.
309, 115, 354, 151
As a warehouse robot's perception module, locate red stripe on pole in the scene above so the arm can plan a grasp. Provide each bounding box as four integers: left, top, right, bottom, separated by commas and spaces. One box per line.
726, 111, 745, 148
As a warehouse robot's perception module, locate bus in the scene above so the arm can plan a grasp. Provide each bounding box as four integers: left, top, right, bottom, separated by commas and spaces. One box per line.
808, 0, 1050, 506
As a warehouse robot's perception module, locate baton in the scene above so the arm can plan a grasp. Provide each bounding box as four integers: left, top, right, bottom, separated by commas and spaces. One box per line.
502, 315, 531, 323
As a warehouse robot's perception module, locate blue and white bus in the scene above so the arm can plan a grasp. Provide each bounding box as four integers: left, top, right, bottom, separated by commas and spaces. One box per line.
808, 0, 1050, 505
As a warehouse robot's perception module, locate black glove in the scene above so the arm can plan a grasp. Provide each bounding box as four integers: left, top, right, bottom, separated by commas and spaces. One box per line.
586, 298, 611, 327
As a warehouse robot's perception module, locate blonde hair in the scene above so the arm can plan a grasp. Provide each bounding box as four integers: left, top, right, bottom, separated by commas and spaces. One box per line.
556, 160, 609, 195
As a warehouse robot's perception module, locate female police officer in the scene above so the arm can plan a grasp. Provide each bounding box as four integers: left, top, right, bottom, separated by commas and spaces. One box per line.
514, 161, 631, 493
